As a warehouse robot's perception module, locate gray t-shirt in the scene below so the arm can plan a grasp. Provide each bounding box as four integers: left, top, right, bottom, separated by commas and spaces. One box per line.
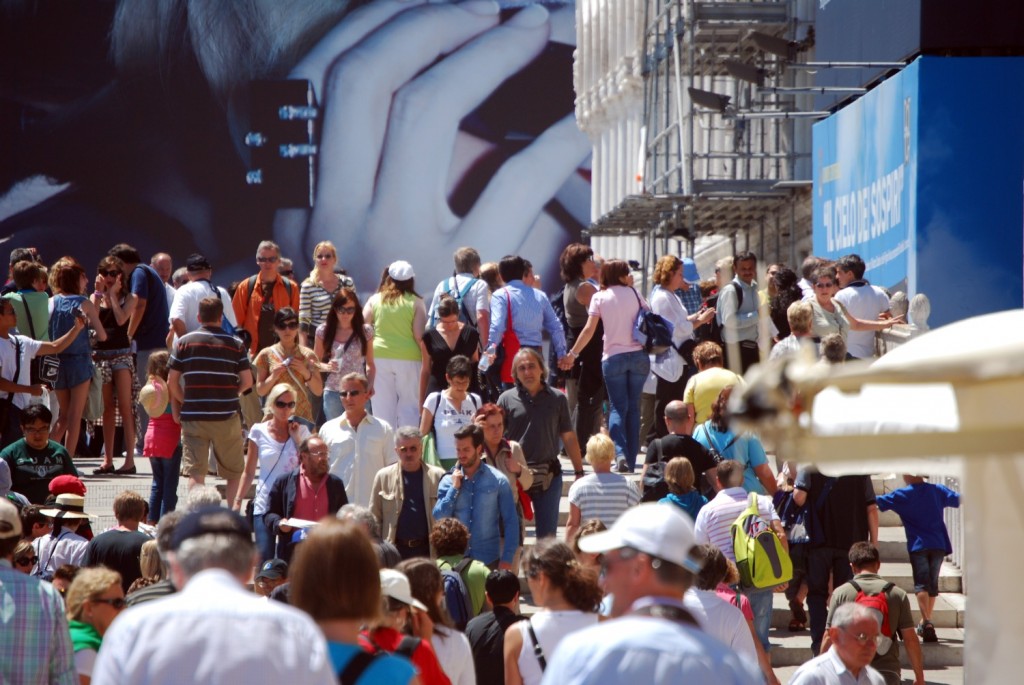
497, 385, 572, 467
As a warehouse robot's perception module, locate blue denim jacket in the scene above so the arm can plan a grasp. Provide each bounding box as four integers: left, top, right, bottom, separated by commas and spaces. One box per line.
433, 463, 520, 565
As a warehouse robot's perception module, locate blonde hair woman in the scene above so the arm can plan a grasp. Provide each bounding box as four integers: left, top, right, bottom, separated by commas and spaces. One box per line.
298, 240, 354, 348
563, 433, 640, 544
66, 567, 124, 684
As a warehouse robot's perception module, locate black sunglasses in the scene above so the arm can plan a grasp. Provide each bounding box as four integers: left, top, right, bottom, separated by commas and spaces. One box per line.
92, 597, 127, 609
274, 400, 296, 409
337, 390, 363, 398
15, 556, 38, 567
335, 305, 357, 315
99, 270, 121, 278
276, 321, 300, 330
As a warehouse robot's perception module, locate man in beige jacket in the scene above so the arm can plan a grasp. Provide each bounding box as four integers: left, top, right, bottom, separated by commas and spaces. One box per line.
369, 426, 446, 560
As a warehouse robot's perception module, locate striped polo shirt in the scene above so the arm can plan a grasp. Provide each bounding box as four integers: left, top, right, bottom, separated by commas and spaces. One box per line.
692, 487, 779, 563
567, 472, 641, 527
169, 326, 251, 422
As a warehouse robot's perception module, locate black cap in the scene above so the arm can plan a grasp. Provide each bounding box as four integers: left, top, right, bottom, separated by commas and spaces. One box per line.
170, 507, 251, 551
185, 253, 212, 272
256, 558, 289, 581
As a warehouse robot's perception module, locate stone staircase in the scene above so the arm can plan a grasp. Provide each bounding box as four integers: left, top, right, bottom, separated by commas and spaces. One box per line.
517, 460, 966, 674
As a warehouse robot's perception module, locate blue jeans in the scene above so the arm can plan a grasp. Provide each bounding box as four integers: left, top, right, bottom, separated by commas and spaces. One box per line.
322, 390, 344, 423
741, 585, 774, 652
254, 513, 278, 563
601, 350, 650, 470
148, 446, 182, 522
530, 470, 563, 539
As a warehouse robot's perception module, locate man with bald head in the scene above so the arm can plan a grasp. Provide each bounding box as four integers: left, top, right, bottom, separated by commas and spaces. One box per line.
641, 400, 719, 500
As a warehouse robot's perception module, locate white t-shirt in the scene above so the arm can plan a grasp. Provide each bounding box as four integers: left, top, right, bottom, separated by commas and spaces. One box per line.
834, 283, 890, 359
0, 334, 42, 409
168, 279, 237, 344
516, 610, 599, 685
683, 588, 757, 663
423, 392, 481, 463
247, 422, 308, 515
432, 629, 477, 685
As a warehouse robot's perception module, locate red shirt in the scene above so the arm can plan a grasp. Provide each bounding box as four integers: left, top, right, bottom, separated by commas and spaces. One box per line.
361, 627, 451, 685
292, 471, 328, 522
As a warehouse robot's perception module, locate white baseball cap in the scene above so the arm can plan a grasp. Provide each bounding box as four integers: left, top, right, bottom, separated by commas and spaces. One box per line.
578, 503, 701, 573
0, 499, 22, 540
380, 569, 428, 612
387, 260, 415, 282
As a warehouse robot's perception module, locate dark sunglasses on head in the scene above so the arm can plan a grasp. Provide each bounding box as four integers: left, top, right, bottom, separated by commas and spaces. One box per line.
277, 321, 300, 330
335, 305, 356, 315
274, 400, 296, 408
15, 556, 37, 567
92, 597, 127, 609
337, 390, 363, 398
99, 270, 121, 278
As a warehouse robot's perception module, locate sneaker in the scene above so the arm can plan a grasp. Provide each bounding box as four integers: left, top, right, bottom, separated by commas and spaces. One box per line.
615, 460, 631, 473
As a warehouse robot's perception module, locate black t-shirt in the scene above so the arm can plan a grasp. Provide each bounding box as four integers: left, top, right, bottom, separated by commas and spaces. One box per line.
85, 529, 151, 592
256, 282, 277, 353
465, 606, 526, 685
396, 467, 428, 542
794, 469, 876, 549
645, 434, 719, 497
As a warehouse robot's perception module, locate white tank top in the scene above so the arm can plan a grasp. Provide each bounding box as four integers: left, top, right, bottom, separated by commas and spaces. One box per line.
515, 610, 599, 685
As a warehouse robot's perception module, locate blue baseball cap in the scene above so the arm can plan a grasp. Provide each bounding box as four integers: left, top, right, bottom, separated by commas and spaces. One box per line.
681, 258, 701, 284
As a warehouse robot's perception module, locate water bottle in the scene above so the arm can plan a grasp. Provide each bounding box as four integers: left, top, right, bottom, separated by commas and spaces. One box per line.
478, 344, 497, 373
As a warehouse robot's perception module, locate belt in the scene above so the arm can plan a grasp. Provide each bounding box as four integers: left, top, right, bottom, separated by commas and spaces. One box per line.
395, 538, 428, 548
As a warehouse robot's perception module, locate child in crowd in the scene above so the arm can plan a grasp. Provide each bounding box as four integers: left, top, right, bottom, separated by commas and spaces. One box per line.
875, 474, 961, 642
659, 457, 707, 521
140, 351, 181, 524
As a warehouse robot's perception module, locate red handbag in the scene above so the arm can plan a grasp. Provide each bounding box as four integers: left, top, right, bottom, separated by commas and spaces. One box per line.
499, 294, 521, 383
517, 480, 535, 521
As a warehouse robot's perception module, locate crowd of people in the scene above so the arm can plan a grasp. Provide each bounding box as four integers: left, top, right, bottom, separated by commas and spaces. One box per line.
0, 240, 959, 685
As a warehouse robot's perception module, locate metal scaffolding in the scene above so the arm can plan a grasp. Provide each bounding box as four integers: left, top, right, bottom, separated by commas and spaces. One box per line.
586, 0, 812, 256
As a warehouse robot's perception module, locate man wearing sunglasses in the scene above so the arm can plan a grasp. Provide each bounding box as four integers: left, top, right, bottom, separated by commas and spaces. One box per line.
540, 503, 761, 684
0, 498, 75, 685
231, 240, 300, 358
320, 372, 396, 508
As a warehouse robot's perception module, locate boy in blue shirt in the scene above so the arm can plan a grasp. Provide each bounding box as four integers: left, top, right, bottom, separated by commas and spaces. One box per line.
875, 475, 960, 643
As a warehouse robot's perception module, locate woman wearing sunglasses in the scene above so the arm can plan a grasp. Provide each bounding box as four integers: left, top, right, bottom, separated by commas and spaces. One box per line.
808, 265, 901, 345
238, 383, 310, 562
254, 307, 323, 423
313, 288, 375, 423
65, 566, 125, 684
91, 255, 139, 475
12, 540, 37, 574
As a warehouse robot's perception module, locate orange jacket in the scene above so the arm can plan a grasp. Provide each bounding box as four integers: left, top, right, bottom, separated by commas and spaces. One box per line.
231, 274, 300, 355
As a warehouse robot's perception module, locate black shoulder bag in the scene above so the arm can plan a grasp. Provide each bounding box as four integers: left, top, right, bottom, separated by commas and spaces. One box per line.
18, 300, 59, 385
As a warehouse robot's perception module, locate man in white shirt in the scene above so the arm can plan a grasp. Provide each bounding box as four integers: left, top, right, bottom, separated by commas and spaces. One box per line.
833, 254, 892, 359
32, 494, 92, 580
92, 507, 335, 685
167, 253, 237, 344
790, 602, 887, 685
320, 372, 396, 507
716, 251, 761, 373
427, 247, 491, 347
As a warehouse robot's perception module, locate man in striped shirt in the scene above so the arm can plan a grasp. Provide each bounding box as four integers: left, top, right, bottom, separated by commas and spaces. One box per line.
693, 461, 787, 663
168, 297, 253, 506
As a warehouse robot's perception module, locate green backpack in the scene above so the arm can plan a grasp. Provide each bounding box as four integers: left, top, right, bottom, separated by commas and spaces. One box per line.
732, 492, 793, 589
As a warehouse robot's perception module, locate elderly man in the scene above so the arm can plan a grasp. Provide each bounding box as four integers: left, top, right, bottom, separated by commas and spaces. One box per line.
93, 507, 335, 684
790, 603, 887, 685
541, 503, 761, 684
0, 499, 75, 685
369, 426, 446, 560
320, 372, 396, 507
433, 424, 519, 570
264, 436, 348, 563
498, 347, 584, 538
167, 253, 237, 343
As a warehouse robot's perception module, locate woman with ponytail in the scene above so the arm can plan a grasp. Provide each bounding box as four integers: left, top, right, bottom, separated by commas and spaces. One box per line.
503, 539, 602, 685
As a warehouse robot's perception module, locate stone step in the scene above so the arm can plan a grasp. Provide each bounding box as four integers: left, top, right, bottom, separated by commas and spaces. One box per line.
768, 627, 965, 668
769, 590, 966, 630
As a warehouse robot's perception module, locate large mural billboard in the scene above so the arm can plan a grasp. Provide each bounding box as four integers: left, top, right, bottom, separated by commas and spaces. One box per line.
0, 0, 589, 293
814, 56, 1024, 326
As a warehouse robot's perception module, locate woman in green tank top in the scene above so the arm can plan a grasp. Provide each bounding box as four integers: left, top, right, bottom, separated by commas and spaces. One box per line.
363, 261, 427, 430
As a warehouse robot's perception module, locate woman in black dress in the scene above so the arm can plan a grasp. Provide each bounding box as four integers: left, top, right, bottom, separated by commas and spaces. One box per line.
420, 295, 480, 396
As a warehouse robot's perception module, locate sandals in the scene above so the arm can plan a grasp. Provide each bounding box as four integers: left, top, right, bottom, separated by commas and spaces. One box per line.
788, 601, 808, 631
92, 464, 115, 475
114, 464, 137, 475
919, 621, 938, 643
